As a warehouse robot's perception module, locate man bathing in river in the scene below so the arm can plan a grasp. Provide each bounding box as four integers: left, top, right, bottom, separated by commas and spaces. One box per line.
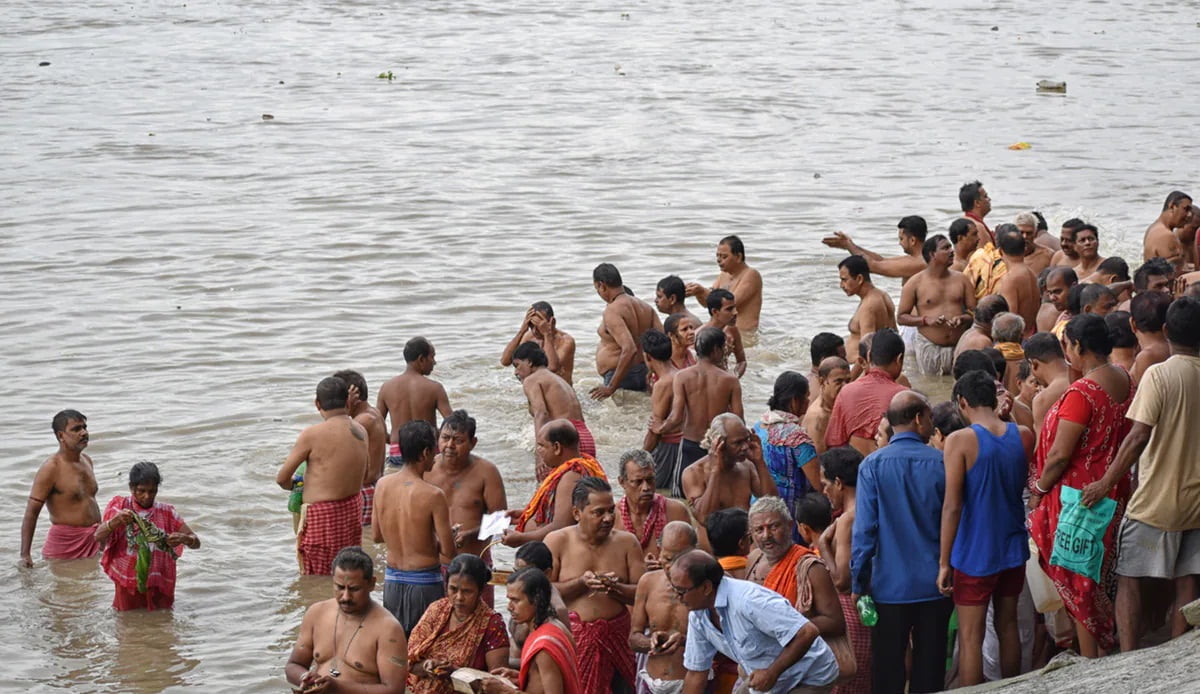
995, 224, 1041, 337
377, 337, 452, 466
686, 235, 763, 334
501, 301, 577, 385
655, 275, 700, 324
703, 288, 748, 377
512, 341, 596, 460
592, 263, 661, 398
277, 377, 368, 576
20, 409, 101, 566
822, 215, 929, 284
837, 254, 897, 362
1143, 190, 1192, 273
642, 330, 684, 492
897, 234, 976, 376
504, 420, 607, 546
335, 370, 388, 528
286, 547, 408, 694
682, 413, 778, 525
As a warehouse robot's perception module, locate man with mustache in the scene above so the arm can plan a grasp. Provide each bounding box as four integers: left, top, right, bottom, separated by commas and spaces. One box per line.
20, 409, 102, 567
616, 450, 692, 571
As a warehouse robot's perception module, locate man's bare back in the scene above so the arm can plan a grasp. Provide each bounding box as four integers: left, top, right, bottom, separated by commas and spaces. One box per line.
1031, 378, 1069, 438
377, 371, 451, 444
278, 415, 369, 504
374, 465, 453, 571
997, 262, 1040, 334
522, 368, 584, 431
668, 363, 742, 443
595, 294, 659, 375
353, 403, 388, 486
547, 524, 643, 622
803, 402, 833, 456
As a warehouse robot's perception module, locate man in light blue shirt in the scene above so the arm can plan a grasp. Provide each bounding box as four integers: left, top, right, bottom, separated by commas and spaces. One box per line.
673, 550, 839, 693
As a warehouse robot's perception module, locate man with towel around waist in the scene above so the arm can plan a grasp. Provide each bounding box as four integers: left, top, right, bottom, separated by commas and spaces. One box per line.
374, 420, 455, 636
276, 376, 368, 576
20, 409, 102, 567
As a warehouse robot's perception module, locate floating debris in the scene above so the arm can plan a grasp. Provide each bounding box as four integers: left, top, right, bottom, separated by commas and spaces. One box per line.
1008, 142, 1032, 150
39, 61, 50, 66
261, 113, 274, 120
1036, 80, 1067, 93
377, 71, 394, 81
620, 12, 630, 20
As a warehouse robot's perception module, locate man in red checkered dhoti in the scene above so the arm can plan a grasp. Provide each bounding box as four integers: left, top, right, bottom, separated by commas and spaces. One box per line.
297, 494, 363, 575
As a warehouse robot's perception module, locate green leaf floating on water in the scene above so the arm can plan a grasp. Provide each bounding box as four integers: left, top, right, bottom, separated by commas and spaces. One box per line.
129, 511, 176, 594
377, 71, 395, 81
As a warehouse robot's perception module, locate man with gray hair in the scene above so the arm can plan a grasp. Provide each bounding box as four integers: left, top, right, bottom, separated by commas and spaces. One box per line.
681, 413, 777, 524
990, 312, 1027, 395
1015, 212, 1053, 275
617, 449, 692, 571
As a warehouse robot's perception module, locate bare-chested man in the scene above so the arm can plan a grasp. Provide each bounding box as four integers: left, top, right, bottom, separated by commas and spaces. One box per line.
373, 420, 454, 635
501, 301, 577, 385
20, 410, 101, 567
954, 294, 1007, 359
425, 410, 506, 602
1023, 333, 1070, 437
995, 224, 1040, 336
1130, 292, 1173, 386
655, 276, 700, 324
1144, 190, 1192, 273
1176, 204, 1200, 270
653, 327, 743, 488
546, 476, 645, 693
1032, 211, 1061, 252
641, 330, 684, 492
822, 215, 929, 284
512, 341, 595, 460
949, 218, 981, 273
837, 254, 898, 360
681, 413, 777, 524
991, 313, 1027, 396
703, 288, 747, 377
803, 357, 851, 457
1039, 267, 1078, 335
617, 450, 693, 570
629, 521, 698, 694
897, 234, 976, 376
285, 546, 408, 694
277, 376, 370, 575
504, 420, 606, 546
377, 337, 451, 466
1016, 212, 1054, 275
1050, 218, 1085, 268
686, 235, 764, 334
592, 263, 662, 398
335, 370, 388, 528
961, 180, 995, 247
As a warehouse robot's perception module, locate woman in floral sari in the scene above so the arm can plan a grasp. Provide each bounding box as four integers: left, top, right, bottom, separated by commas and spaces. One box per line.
1028, 314, 1133, 656
752, 371, 820, 519
408, 554, 510, 693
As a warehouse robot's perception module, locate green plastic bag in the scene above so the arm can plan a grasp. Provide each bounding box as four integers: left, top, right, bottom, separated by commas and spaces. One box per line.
1050, 485, 1116, 583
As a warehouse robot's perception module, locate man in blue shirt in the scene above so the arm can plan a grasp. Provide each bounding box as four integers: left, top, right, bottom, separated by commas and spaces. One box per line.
672, 550, 839, 693
851, 391, 951, 694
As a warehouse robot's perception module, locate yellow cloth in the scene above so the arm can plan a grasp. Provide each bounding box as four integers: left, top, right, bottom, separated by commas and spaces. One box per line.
1125, 355, 1200, 531
1052, 317, 1069, 339
965, 243, 1007, 299
996, 342, 1025, 361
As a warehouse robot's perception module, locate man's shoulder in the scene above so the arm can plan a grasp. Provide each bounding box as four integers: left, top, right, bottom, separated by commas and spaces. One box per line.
663, 497, 690, 518
544, 524, 574, 546
609, 528, 642, 550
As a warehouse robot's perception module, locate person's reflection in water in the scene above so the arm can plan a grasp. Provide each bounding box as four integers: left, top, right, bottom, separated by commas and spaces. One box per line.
111, 610, 200, 690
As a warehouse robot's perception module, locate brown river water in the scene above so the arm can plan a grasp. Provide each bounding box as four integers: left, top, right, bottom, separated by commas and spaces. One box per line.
2, 0, 1196, 691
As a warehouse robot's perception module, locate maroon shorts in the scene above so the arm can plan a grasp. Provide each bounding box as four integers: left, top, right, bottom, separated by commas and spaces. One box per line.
953, 565, 1025, 606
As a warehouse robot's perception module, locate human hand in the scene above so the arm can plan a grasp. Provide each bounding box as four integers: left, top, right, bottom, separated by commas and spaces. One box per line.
582, 571, 607, 592
651, 630, 683, 655
296, 671, 331, 693
1080, 480, 1110, 508
523, 308, 538, 332
346, 384, 362, 408
821, 231, 851, 250
19, 554, 33, 569
590, 384, 616, 401
501, 528, 523, 548
684, 282, 704, 297
747, 667, 780, 692
746, 434, 764, 463
111, 509, 136, 529
423, 659, 454, 678
1027, 492, 1042, 511
936, 565, 953, 596
166, 532, 190, 548
643, 553, 662, 573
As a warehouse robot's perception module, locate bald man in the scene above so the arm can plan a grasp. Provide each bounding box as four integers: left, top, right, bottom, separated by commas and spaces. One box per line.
630, 521, 699, 694
955, 294, 1009, 359
990, 313, 1027, 396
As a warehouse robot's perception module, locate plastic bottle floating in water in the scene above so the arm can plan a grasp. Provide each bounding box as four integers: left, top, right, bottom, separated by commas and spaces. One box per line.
856, 595, 879, 627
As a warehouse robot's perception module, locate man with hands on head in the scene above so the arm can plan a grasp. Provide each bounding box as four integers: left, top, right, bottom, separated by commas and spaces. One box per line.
681, 413, 778, 525
501, 301, 576, 385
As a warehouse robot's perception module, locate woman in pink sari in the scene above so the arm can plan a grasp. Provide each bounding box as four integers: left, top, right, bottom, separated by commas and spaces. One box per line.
482, 567, 581, 694
1028, 315, 1132, 656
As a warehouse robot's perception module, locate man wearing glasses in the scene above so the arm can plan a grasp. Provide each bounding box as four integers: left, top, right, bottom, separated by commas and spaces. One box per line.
670, 551, 839, 693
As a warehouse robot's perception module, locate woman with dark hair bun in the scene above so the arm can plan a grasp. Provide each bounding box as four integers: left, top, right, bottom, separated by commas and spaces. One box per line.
752, 371, 820, 520
1028, 313, 1133, 657
481, 568, 581, 694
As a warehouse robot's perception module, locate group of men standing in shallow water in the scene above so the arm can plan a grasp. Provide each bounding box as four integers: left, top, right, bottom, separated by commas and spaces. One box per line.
18, 181, 1200, 693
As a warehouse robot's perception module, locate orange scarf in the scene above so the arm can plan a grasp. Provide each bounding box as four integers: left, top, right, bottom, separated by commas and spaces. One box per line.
406, 598, 495, 694
516, 456, 606, 532
718, 556, 747, 572
762, 544, 813, 605
996, 342, 1025, 361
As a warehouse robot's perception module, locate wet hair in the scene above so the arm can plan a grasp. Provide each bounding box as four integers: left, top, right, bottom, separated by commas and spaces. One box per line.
1105, 312, 1137, 349
674, 550, 724, 593
515, 541, 553, 572
975, 295, 1010, 325
953, 350, 998, 380
749, 495, 793, 524
512, 341, 548, 367
1046, 266, 1079, 288
1166, 297, 1200, 349
1075, 224, 1100, 241
1064, 313, 1113, 357
959, 180, 985, 212
572, 476, 611, 509
706, 288, 735, 314
592, 263, 622, 287
641, 329, 673, 362
531, 301, 555, 319
820, 447, 861, 488
767, 371, 809, 412
447, 553, 492, 591
954, 370, 998, 409
898, 215, 928, 242
810, 332, 844, 366
128, 461, 162, 488
404, 336, 434, 363
995, 224, 1025, 256
664, 312, 692, 337
52, 409, 86, 435
332, 546, 374, 580
838, 255, 871, 283
399, 420, 437, 462
1080, 283, 1116, 311
1023, 332, 1064, 362
991, 313, 1025, 343
315, 376, 349, 411
931, 401, 967, 437
1163, 190, 1193, 211
695, 326, 726, 359
1131, 292, 1172, 333
1062, 218, 1085, 234
794, 493, 832, 533
869, 329, 905, 366
983, 347, 1007, 380
887, 393, 929, 427
544, 420, 580, 450
618, 449, 654, 483
1067, 283, 1087, 315
819, 357, 851, 379
705, 508, 749, 557
948, 218, 974, 245
657, 275, 686, 304
1097, 257, 1130, 282
507, 567, 555, 626
1014, 211, 1038, 229
1033, 211, 1048, 231
719, 235, 745, 259
921, 234, 949, 262
332, 369, 368, 402
701, 413, 745, 451
441, 409, 477, 439
1133, 258, 1174, 292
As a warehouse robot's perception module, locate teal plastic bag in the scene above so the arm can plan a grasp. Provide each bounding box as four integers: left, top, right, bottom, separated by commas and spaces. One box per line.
1050, 485, 1117, 583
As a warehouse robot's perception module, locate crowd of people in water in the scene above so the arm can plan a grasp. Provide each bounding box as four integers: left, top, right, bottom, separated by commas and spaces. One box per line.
19, 180, 1200, 693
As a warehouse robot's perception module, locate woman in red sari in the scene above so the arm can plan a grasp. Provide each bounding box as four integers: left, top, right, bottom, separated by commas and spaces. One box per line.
95, 462, 199, 611
1028, 314, 1132, 656
482, 567, 581, 694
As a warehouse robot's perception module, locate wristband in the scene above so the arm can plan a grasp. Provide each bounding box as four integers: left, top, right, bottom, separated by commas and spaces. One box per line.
1033, 480, 1051, 495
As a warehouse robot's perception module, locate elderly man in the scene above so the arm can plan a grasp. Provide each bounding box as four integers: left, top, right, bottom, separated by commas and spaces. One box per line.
617, 449, 692, 570
20, 409, 102, 566
955, 294, 1009, 358
674, 550, 840, 694
630, 521, 700, 694
990, 312, 1027, 395
1016, 212, 1054, 275
503, 420, 606, 546
681, 413, 778, 524
851, 391, 951, 694
825, 329, 907, 456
